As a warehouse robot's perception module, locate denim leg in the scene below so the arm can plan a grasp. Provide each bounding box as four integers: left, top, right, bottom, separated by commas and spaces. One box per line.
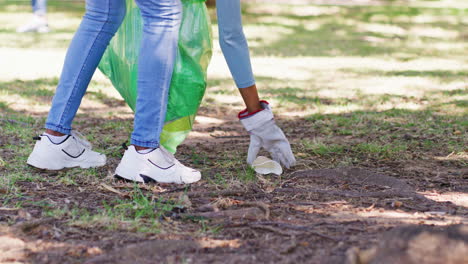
32, 0, 47, 16
45, 0, 126, 135
216, 0, 255, 89
131, 0, 182, 148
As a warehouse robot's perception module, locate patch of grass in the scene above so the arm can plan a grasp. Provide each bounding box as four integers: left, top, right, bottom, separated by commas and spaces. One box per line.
70, 187, 180, 233
190, 148, 211, 166
0, 170, 45, 208
238, 166, 257, 182
0, 101, 9, 110
302, 107, 466, 166
207, 172, 228, 187
301, 139, 345, 156
354, 142, 408, 159
242, 4, 468, 58
0, 79, 56, 100
197, 220, 223, 235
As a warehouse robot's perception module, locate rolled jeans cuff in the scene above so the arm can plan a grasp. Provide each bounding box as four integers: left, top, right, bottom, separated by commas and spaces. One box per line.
131, 137, 160, 148
45, 123, 72, 135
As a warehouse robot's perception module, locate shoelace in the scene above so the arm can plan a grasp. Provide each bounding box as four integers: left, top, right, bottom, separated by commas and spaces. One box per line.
71, 130, 92, 149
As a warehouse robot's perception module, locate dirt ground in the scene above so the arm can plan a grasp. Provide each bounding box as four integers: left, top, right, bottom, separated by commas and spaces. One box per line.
1, 0, 467, 263
1, 110, 467, 263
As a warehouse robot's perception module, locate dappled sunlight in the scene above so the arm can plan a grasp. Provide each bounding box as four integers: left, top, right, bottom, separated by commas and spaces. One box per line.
422, 191, 468, 208
0, 93, 50, 113
428, 42, 468, 52
249, 57, 466, 73
208, 37, 466, 115
391, 14, 468, 25
1, 12, 36, 30
358, 23, 460, 41
346, 76, 440, 96
207, 44, 466, 116
1, 47, 113, 82
197, 238, 242, 249
0, 229, 103, 262
433, 152, 468, 163
303, 21, 323, 31
307, 104, 362, 115
248, 4, 341, 17
243, 25, 294, 47
1, 11, 82, 32
0, 11, 82, 49
0, 91, 126, 116
405, 40, 468, 55
240, 2, 468, 58
374, 101, 425, 111
290, 192, 467, 226
195, 115, 225, 125
407, 0, 468, 9
409, 26, 460, 39
2, 48, 66, 80
330, 210, 467, 225
358, 22, 406, 36
0, 77, 128, 117
205, 93, 244, 108
47, 13, 83, 31
255, 16, 303, 27
0, 31, 75, 49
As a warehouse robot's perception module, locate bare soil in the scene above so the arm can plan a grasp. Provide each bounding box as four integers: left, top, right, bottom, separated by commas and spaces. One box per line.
0, 111, 466, 264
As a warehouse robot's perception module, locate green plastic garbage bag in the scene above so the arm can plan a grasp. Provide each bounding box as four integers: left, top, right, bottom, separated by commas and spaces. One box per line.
99, 0, 212, 153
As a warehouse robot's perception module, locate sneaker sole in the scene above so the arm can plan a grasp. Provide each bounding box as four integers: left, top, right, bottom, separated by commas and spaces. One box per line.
114, 174, 151, 184
27, 157, 106, 171
114, 163, 146, 183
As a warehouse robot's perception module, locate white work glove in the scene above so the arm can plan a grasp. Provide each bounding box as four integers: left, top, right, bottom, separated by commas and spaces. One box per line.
239, 101, 296, 169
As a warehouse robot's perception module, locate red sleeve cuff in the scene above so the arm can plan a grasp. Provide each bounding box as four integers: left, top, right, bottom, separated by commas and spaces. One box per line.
238, 100, 269, 119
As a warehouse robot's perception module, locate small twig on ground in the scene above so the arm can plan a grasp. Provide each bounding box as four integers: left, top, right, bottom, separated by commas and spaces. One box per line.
159, 186, 190, 194
99, 183, 129, 197
0, 207, 19, 211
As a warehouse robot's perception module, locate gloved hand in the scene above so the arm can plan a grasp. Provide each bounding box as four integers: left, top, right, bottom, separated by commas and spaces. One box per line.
239, 101, 296, 169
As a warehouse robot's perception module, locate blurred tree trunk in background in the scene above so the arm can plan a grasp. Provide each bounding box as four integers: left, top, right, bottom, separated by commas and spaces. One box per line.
206, 0, 216, 7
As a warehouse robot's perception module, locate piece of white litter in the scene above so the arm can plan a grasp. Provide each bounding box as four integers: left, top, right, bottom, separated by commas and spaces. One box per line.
252, 156, 283, 176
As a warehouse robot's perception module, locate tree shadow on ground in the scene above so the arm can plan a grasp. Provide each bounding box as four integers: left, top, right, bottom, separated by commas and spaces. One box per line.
240, 4, 467, 58
0, 78, 127, 111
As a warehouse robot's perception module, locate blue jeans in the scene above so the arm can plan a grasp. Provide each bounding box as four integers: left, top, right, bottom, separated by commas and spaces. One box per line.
216, 0, 255, 89
46, 0, 182, 148
32, 0, 47, 16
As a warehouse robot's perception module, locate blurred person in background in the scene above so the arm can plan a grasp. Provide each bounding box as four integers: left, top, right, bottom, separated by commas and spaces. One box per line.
17, 0, 50, 33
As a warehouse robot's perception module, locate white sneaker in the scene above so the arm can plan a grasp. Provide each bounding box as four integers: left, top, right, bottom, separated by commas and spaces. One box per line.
27, 131, 106, 170
115, 145, 201, 184
16, 15, 50, 33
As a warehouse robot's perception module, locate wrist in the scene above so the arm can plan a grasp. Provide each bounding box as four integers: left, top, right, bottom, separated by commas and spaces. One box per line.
239, 100, 274, 131
238, 100, 269, 119
247, 105, 262, 113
